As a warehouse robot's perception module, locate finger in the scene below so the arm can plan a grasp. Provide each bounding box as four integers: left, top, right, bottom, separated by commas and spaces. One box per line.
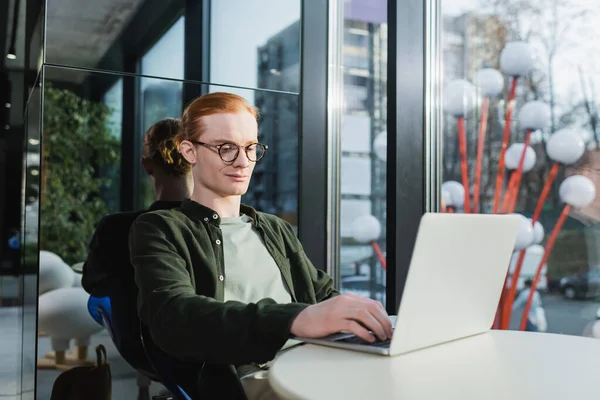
344, 320, 375, 343
343, 294, 392, 337
368, 304, 393, 338
347, 308, 387, 341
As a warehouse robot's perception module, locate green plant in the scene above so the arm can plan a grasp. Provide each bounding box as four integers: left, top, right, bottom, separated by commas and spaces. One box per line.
40, 86, 120, 265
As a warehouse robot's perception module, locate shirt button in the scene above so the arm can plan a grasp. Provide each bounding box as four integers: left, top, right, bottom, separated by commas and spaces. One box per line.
216, 239, 221, 245
219, 275, 224, 281
203, 217, 209, 222
212, 214, 218, 219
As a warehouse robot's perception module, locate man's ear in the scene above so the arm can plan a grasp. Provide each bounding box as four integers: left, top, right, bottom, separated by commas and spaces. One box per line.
179, 140, 197, 164
141, 158, 153, 175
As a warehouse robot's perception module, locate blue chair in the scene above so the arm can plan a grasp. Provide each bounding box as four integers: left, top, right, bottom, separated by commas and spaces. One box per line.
87, 296, 192, 400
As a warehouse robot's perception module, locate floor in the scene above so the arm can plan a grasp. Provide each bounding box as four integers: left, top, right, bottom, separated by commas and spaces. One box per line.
0, 305, 168, 400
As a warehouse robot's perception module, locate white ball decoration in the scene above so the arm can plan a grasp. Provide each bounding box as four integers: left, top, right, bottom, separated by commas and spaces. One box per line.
441, 181, 465, 208
532, 220, 544, 244
546, 129, 585, 165
577, 128, 593, 144
559, 175, 596, 209
443, 79, 478, 117
474, 68, 504, 97
351, 215, 382, 243
500, 41, 534, 77
39, 250, 76, 294
442, 189, 453, 207
518, 101, 551, 131
373, 132, 387, 162
504, 143, 536, 172
512, 213, 534, 251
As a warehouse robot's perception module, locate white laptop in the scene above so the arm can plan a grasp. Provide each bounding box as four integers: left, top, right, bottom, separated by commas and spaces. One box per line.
297, 213, 521, 356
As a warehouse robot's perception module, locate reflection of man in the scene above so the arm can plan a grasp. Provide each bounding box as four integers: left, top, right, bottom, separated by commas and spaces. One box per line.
82, 118, 192, 366
582, 308, 600, 338
129, 92, 393, 399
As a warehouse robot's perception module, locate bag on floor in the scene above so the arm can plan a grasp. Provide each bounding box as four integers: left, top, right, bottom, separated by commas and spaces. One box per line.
50, 344, 112, 400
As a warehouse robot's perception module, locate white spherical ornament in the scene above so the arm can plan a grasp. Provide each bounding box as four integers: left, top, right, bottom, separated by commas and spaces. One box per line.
500, 41, 534, 77
443, 79, 478, 117
351, 215, 382, 243
559, 175, 596, 208
525, 243, 544, 256
518, 101, 551, 131
474, 68, 504, 97
373, 132, 387, 162
512, 213, 534, 251
442, 189, 453, 207
532, 220, 544, 244
504, 143, 536, 172
441, 181, 465, 208
546, 129, 585, 165
578, 128, 593, 144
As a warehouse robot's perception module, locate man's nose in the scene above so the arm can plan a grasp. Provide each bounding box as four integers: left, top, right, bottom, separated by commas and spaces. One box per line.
232, 149, 251, 167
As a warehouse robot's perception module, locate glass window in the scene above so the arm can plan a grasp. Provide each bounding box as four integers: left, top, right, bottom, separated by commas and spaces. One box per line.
441, 0, 600, 336
210, 0, 301, 92
137, 17, 185, 209
210, 1, 301, 227
335, 0, 388, 302
101, 79, 123, 212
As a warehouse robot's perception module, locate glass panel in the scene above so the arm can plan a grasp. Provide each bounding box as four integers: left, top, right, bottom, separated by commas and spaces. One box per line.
210, 0, 301, 92
101, 78, 123, 213
21, 75, 43, 400
36, 65, 300, 398
336, 0, 388, 302
137, 17, 185, 209
441, 0, 600, 335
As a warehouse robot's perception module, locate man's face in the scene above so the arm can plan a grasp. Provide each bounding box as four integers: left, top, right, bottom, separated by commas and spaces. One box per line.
191, 111, 258, 198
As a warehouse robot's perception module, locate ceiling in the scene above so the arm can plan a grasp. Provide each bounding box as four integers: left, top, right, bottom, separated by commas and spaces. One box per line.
3, 0, 144, 82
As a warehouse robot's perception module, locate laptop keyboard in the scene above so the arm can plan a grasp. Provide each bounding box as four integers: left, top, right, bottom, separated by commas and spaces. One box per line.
335, 335, 392, 348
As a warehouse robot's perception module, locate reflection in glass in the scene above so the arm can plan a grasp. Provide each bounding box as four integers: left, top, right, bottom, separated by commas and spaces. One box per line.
21, 77, 43, 400
101, 78, 123, 212
210, 0, 300, 91
138, 17, 185, 209
34, 64, 301, 398
441, 0, 600, 336
335, 1, 388, 302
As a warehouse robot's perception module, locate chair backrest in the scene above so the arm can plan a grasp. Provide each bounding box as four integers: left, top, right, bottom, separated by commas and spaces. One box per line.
139, 322, 193, 400
86, 296, 158, 380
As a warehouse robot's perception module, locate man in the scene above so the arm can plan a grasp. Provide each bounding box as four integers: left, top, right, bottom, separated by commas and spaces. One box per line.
512, 279, 545, 332
82, 117, 193, 366
129, 92, 392, 399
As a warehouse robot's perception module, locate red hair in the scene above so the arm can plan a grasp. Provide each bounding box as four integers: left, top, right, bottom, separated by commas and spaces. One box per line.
176, 92, 259, 146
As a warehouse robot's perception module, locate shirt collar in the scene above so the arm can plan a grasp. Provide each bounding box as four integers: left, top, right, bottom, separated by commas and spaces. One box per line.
180, 198, 259, 226
148, 200, 182, 211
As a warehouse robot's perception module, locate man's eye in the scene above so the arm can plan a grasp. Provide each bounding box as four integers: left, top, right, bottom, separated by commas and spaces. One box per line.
221, 144, 237, 152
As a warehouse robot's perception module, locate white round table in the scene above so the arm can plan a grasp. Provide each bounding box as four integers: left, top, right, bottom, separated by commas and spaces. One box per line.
270, 330, 600, 400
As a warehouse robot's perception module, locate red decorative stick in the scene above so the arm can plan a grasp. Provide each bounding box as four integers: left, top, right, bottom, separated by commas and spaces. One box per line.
457, 116, 470, 213
519, 204, 571, 331
473, 98, 490, 213
493, 78, 519, 214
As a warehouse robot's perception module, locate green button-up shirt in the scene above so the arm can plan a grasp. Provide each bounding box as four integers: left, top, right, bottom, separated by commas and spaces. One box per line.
129, 198, 339, 369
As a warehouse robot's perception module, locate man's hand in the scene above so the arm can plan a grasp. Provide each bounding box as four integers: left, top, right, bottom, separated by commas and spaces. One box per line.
290, 292, 393, 342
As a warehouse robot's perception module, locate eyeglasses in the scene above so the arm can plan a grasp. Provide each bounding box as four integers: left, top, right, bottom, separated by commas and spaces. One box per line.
193, 141, 268, 163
